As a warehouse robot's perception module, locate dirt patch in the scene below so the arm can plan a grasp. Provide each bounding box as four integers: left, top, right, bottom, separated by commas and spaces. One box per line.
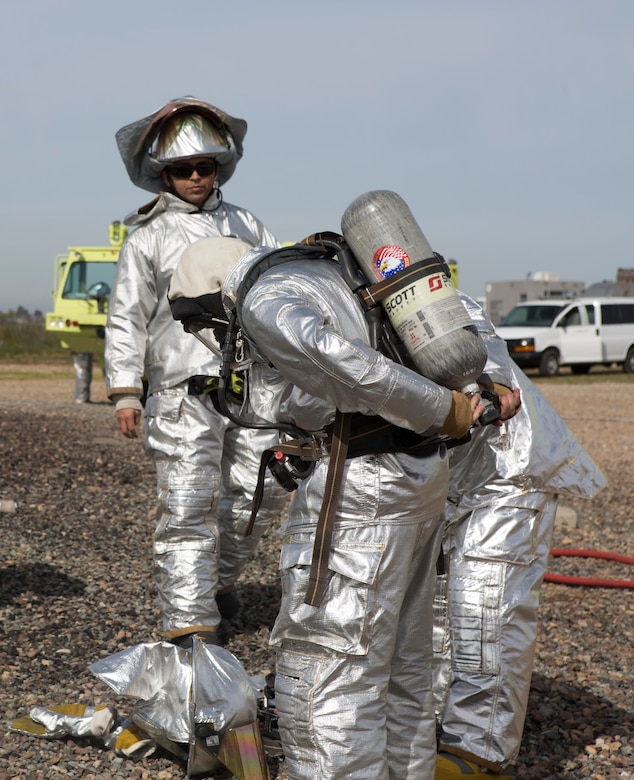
0, 377, 633, 779
0, 362, 109, 403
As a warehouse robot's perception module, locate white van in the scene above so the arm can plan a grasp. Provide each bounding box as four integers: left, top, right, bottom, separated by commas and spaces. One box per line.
495, 297, 634, 376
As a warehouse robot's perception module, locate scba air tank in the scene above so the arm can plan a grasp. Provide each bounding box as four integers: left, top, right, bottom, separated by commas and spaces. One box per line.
341, 190, 488, 398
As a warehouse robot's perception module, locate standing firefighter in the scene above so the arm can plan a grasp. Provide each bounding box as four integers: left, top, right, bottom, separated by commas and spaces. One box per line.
105, 96, 286, 648
433, 294, 606, 780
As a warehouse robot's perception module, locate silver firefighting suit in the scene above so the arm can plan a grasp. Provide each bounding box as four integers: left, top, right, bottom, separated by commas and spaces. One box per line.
72, 351, 93, 403
433, 295, 606, 771
105, 191, 286, 640
221, 249, 499, 780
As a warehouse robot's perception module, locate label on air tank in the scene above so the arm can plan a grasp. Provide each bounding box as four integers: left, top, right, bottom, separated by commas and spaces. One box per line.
372, 245, 410, 280
382, 270, 472, 355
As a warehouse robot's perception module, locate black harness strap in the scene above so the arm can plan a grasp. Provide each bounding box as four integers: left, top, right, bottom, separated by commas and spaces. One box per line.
246, 455, 273, 539
245, 414, 457, 533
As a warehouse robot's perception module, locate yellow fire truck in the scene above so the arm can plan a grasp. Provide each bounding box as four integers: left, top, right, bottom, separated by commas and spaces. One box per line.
45, 221, 127, 362
447, 258, 459, 289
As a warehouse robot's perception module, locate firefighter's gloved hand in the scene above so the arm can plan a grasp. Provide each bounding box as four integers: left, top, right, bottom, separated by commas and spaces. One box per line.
438, 391, 474, 439
26, 703, 117, 739
488, 384, 521, 423
102, 718, 156, 759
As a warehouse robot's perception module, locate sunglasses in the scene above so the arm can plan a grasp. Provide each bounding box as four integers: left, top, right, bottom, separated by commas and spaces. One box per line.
167, 161, 216, 179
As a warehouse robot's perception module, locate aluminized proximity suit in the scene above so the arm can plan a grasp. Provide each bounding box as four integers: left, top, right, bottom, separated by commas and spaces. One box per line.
105, 191, 286, 640
223, 249, 464, 780
433, 294, 606, 772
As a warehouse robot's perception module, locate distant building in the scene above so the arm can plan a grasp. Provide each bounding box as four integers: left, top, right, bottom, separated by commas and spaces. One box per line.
584, 279, 619, 297
583, 269, 634, 297
485, 274, 585, 326
615, 268, 634, 296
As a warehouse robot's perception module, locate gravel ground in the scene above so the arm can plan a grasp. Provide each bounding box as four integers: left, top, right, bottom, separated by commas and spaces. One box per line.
0, 367, 633, 779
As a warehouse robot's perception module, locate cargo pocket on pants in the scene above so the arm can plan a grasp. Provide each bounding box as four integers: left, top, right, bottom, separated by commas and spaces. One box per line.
144, 394, 185, 460
270, 539, 384, 655
460, 500, 545, 565
448, 559, 504, 675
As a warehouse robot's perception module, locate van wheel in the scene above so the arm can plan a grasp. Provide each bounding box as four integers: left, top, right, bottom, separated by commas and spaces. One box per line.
624, 347, 634, 374
571, 364, 591, 375
539, 349, 560, 377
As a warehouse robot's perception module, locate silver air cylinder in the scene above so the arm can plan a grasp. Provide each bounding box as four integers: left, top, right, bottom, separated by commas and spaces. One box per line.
341, 190, 487, 396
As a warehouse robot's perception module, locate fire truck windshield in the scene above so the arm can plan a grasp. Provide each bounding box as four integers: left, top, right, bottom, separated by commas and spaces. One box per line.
62, 260, 118, 300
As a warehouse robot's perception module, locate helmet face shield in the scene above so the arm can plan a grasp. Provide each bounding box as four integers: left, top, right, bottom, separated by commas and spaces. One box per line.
151, 112, 233, 163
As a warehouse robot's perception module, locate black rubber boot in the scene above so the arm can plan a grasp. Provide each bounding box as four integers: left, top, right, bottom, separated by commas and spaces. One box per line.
174, 631, 222, 649
216, 591, 241, 620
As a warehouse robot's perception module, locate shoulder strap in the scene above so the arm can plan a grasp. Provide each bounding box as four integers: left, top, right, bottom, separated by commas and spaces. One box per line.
234, 242, 337, 330
216, 241, 339, 439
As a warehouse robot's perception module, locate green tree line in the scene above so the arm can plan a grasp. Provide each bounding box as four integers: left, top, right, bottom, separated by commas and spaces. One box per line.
0, 316, 67, 361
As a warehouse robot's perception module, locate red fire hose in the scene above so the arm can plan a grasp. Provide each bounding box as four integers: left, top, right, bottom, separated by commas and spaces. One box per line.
544, 548, 634, 588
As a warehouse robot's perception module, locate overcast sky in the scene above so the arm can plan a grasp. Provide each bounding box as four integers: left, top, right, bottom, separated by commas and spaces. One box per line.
1, 0, 632, 313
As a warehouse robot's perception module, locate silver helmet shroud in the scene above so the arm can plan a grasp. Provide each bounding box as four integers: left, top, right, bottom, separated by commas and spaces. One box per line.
115, 95, 247, 192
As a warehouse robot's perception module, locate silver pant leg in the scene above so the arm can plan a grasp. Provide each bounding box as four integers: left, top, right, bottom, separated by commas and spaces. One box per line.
437, 492, 558, 766
146, 390, 226, 638
216, 422, 288, 593
385, 516, 444, 780
272, 450, 447, 780
72, 352, 93, 403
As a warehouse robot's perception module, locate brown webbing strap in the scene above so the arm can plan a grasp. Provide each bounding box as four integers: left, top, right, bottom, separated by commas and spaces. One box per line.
358, 257, 445, 308
305, 410, 352, 607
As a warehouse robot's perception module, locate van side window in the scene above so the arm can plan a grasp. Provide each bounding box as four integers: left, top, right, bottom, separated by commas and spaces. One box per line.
559, 307, 581, 327
602, 304, 622, 324
600, 304, 634, 324
585, 304, 595, 324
